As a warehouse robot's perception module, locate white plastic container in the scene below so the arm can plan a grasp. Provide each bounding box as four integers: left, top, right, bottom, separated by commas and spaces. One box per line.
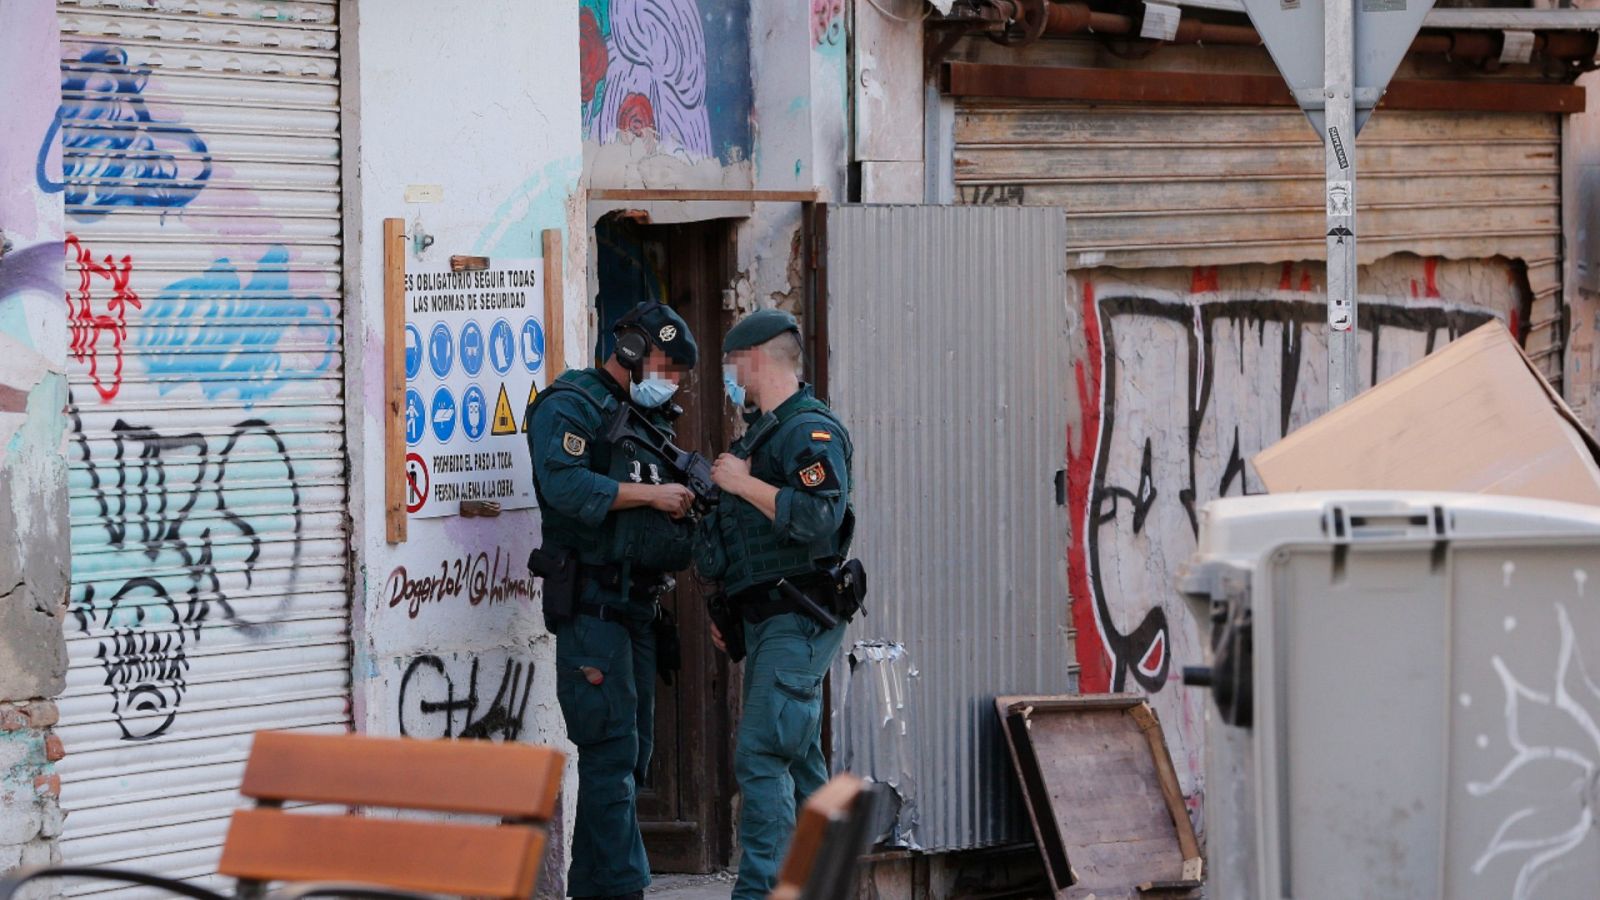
1182, 492, 1600, 899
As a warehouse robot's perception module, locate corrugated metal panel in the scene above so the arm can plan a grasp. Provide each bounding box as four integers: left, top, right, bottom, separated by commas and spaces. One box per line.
953, 102, 1564, 381
53, 0, 349, 893
826, 205, 1076, 852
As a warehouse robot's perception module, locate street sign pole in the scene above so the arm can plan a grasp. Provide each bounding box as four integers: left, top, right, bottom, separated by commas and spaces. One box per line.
1241, 0, 1434, 408
1324, 0, 1358, 407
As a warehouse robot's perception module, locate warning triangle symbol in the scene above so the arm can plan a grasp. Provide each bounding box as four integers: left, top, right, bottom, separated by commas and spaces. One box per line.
491, 384, 518, 436
522, 381, 538, 433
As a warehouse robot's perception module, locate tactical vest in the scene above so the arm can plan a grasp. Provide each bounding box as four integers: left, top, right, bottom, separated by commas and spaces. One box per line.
717, 394, 854, 596
528, 369, 693, 573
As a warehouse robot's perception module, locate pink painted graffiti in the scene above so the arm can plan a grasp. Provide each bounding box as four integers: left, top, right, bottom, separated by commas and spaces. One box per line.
812, 0, 844, 46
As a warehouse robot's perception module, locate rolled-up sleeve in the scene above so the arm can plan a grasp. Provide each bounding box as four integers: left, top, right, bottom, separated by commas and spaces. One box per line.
528, 399, 617, 527
772, 428, 850, 544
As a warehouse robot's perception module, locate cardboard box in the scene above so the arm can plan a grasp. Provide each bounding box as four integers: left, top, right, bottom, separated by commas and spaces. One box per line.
1253, 323, 1600, 507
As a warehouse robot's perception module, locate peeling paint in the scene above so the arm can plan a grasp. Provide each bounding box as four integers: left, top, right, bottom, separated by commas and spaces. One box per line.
836, 640, 921, 849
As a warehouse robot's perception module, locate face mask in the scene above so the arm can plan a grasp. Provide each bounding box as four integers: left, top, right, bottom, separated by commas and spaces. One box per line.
722, 364, 747, 408
630, 376, 677, 408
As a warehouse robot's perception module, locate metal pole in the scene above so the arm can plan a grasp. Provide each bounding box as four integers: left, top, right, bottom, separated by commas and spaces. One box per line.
1324, 0, 1358, 407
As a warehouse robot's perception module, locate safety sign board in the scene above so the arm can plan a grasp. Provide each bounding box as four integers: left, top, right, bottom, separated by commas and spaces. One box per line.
405, 260, 546, 517
405, 453, 430, 514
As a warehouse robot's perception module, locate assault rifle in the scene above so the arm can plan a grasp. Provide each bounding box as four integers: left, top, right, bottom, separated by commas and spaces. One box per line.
604, 404, 719, 511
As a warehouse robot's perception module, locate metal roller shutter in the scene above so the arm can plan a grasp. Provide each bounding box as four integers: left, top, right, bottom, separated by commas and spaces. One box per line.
954, 102, 1564, 378
52, 0, 349, 892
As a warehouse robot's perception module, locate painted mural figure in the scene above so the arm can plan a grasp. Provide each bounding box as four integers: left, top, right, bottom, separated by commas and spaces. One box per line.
692, 309, 862, 900
524, 301, 700, 900
582, 0, 713, 159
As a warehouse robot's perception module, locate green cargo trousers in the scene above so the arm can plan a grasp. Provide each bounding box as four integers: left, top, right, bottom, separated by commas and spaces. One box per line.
554, 590, 657, 898
731, 612, 847, 900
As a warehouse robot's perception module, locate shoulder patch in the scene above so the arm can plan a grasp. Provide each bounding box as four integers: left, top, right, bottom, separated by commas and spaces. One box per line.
791, 450, 841, 492
810, 429, 832, 442
563, 432, 588, 457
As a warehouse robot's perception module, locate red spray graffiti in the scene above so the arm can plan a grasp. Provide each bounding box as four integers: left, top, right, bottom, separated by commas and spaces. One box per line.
1067, 283, 1111, 692
65, 234, 141, 402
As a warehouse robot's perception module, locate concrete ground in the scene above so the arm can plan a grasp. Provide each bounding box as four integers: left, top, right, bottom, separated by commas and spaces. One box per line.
646, 871, 736, 899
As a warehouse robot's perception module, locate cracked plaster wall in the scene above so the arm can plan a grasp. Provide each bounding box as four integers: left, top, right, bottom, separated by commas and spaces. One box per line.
0, 0, 70, 883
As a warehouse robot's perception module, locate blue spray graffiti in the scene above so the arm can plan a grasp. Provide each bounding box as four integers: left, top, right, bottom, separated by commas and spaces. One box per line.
139, 246, 335, 404
40, 47, 213, 216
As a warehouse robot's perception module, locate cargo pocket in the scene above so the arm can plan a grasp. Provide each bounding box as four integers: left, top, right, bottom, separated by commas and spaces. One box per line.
770, 668, 824, 759
556, 655, 617, 746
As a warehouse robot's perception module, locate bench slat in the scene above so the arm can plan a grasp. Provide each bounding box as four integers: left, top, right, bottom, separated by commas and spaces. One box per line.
239, 732, 563, 820
218, 810, 545, 899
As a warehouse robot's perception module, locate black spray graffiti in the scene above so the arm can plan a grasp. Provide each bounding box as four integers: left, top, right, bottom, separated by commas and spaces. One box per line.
70, 392, 304, 740
398, 654, 536, 742
1085, 297, 1495, 695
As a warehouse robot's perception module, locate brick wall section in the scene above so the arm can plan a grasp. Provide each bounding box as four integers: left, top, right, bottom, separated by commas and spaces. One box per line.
1, 700, 64, 884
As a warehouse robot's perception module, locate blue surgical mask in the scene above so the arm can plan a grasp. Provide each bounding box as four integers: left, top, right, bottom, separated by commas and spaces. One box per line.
722, 364, 747, 408
630, 376, 677, 408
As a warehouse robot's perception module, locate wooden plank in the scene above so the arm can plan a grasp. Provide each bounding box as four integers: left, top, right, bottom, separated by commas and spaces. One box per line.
542, 229, 565, 380
996, 700, 1073, 892
240, 732, 564, 820
944, 62, 1586, 113
219, 809, 545, 899
1129, 704, 1200, 863
1139, 879, 1205, 893
590, 188, 820, 202
383, 217, 406, 544
773, 774, 864, 896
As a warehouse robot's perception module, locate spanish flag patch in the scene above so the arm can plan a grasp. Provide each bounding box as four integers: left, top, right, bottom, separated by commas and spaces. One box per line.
810, 430, 832, 442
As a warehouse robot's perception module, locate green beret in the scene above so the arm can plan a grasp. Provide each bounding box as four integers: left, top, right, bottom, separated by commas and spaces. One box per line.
723, 308, 800, 354
620, 302, 698, 366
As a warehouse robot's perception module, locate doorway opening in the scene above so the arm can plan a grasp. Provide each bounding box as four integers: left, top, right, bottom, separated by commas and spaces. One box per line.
593, 211, 737, 873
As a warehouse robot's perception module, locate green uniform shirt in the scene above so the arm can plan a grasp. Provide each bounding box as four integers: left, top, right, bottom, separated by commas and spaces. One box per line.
699, 385, 853, 594
527, 368, 692, 573
527, 369, 625, 531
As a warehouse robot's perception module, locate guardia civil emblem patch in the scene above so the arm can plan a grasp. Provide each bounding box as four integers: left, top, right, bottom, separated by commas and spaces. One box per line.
658, 324, 678, 342
563, 432, 587, 456
798, 461, 827, 488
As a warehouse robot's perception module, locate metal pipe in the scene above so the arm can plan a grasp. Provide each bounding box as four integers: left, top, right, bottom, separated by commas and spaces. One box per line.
1028, 1, 1598, 64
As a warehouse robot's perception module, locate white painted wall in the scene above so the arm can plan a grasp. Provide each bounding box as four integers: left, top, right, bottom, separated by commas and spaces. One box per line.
341, 1, 586, 890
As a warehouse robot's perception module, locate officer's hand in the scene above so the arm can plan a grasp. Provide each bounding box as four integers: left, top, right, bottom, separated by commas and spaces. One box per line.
648, 483, 695, 519
710, 621, 727, 653
711, 453, 750, 491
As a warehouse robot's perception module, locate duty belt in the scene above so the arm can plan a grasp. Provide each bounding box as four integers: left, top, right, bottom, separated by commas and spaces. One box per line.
732, 575, 834, 625
575, 599, 655, 624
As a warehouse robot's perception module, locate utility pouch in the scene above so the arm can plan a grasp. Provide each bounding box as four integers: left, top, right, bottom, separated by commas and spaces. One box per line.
708, 592, 746, 664
828, 558, 868, 622
654, 605, 683, 685
528, 544, 579, 632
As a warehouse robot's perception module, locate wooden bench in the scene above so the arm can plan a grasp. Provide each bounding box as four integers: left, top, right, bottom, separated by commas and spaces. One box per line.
0, 731, 565, 900
770, 774, 886, 900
